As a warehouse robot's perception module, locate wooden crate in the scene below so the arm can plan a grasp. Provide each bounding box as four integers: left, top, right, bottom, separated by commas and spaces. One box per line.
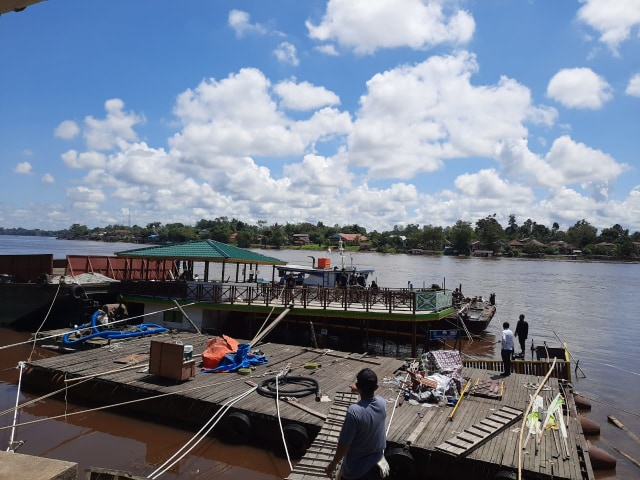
149, 340, 195, 381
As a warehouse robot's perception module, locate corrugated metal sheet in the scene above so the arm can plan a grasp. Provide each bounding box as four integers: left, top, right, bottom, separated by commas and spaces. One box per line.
115, 239, 286, 265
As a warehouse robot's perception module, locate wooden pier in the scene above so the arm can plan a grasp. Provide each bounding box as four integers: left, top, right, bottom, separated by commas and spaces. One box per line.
21, 331, 594, 480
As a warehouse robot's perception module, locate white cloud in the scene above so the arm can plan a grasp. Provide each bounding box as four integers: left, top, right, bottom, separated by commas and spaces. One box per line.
66, 185, 106, 210
544, 135, 626, 198
83, 99, 144, 150
626, 73, 640, 96
306, 0, 475, 54
228, 9, 267, 37
275, 80, 341, 111
61, 149, 107, 169
314, 44, 339, 56
41, 173, 54, 184
14, 162, 32, 174
546, 68, 613, 109
496, 135, 627, 201
107, 142, 180, 187
170, 68, 351, 159
348, 52, 549, 178
273, 42, 299, 66
54, 120, 80, 139
577, 0, 640, 55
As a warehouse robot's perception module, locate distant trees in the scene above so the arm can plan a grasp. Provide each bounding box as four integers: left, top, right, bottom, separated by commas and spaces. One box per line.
567, 219, 598, 249
475, 214, 503, 253
449, 220, 473, 255
6, 212, 638, 259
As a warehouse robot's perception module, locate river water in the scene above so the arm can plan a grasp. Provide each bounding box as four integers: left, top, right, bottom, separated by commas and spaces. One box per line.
1, 236, 639, 479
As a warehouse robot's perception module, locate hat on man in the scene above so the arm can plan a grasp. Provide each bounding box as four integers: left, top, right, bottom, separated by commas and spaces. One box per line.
356, 368, 378, 392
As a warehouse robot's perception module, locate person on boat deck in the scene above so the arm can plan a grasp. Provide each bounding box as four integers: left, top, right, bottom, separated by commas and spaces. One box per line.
514, 314, 529, 355
325, 368, 387, 480
337, 269, 348, 288
284, 272, 296, 304
500, 322, 515, 376
370, 280, 379, 294
357, 273, 366, 287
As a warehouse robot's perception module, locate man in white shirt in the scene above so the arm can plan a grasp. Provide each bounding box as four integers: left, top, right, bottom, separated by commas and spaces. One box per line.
501, 322, 515, 377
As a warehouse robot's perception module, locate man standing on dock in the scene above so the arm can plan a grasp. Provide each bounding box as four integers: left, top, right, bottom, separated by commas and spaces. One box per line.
325, 368, 387, 480
501, 322, 515, 376
514, 314, 529, 357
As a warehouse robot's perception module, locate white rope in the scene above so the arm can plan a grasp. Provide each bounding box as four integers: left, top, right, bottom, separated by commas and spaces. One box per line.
147, 386, 256, 479
386, 370, 411, 436
28, 282, 62, 361
0, 374, 250, 431
6, 362, 25, 452
275, 368, 293, 471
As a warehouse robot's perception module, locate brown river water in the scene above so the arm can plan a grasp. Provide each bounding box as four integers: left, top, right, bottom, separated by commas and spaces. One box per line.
1, 236, 639, 479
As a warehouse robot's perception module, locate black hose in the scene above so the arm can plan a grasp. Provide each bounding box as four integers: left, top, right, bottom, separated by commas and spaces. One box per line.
257, 375, 319, 398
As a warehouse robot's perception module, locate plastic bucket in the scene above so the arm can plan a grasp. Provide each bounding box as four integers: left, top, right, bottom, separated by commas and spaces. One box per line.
184, 344, 193, 361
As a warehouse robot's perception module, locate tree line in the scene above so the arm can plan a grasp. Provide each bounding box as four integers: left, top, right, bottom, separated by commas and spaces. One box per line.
2, 214, 639, 259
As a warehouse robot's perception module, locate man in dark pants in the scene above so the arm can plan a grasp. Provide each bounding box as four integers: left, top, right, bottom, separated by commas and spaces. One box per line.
501, 321, 514, 376
514, 314, 529, 356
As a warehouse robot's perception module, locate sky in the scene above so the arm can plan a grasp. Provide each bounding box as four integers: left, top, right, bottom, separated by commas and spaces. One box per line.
1, 0, 639, 234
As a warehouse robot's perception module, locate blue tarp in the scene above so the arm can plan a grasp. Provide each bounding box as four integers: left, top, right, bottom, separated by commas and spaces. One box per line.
202, 343, 268, 372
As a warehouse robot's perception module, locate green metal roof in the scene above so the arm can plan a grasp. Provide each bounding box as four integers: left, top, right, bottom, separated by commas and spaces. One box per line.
115, 239, 286, 265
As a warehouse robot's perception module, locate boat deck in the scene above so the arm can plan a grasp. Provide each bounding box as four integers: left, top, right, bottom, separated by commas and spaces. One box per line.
22, 332, 593, 480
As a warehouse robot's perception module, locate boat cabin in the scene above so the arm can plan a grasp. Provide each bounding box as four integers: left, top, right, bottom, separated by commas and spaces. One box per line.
276, 264, 375, 288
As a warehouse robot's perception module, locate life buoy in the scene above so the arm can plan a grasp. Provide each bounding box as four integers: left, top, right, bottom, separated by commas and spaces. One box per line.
219, 411, 251, 444
282, 423, 309, 458
385, 447, 416, 480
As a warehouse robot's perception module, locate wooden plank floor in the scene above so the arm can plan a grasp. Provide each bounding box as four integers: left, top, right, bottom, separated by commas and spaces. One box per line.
24, 333, 594, 480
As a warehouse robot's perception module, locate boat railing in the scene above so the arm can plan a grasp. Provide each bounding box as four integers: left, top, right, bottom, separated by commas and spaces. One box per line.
120, 281, 453, 315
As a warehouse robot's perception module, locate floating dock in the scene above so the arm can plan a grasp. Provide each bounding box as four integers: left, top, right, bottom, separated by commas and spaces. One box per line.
20, 332, 594, 480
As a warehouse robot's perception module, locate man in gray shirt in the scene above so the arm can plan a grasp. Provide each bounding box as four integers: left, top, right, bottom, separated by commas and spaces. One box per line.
325, 368, 387, 480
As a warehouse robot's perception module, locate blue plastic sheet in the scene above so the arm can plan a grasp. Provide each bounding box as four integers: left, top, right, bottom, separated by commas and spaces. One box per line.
202, 343, 268, 372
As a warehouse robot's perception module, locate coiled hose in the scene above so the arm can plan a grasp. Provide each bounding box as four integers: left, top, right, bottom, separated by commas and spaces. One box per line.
257, 375, 319, 398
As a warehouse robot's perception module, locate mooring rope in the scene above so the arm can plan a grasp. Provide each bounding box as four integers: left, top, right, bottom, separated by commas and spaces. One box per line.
275, 365, 294, 472
28, 282, 62, 361
146, 386, 257, 479
5, 361, 25, 452
0, 372, 256, 430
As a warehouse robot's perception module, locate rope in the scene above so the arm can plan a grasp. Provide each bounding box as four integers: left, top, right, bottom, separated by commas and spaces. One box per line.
275, 368, 293, 471
0, 373, 254, 431
602, 363, 640, 376
5, 362, 25, 452
28, 282, 62, 361
576, 393, 640, 418
386, 369, 412, 436
146, 386, 256, 479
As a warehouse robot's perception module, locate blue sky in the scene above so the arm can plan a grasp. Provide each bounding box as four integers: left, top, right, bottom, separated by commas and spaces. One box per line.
1, 0, 639, 233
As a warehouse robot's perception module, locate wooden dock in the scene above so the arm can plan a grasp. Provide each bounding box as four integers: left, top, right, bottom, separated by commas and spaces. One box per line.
21, 332, 594, 480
